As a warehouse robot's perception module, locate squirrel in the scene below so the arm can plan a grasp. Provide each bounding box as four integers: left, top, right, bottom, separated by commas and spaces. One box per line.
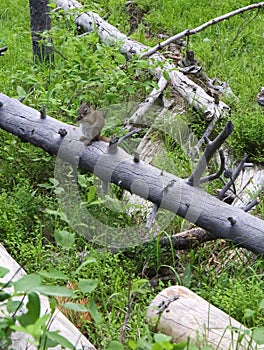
77, 102, 109, 145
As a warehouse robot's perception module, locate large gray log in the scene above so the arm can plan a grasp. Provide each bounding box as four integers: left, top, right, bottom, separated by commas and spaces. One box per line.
0, 93, 264, 254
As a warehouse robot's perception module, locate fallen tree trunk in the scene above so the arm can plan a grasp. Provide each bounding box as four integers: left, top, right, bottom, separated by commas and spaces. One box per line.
0, 93, 264, 254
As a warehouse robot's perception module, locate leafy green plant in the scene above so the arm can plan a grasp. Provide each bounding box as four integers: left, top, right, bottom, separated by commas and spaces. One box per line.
108, 333, 214, 350
243, 299, 264, 345
0, 267, 75, 349
0, 253, 102, 349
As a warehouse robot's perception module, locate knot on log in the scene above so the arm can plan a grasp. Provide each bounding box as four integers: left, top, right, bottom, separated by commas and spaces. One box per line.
227, 216, 237, 226
58, 128, 68, 137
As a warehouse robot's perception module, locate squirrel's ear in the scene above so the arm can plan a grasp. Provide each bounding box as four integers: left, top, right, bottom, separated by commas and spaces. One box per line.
86, 101, 91, 107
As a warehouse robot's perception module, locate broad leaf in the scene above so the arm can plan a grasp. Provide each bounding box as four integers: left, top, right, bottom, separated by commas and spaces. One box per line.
63, 302, 88, 312
253, 327, 264, 344
87, 299, 102, 323
0, 267, 9, 278
0, 291, 11, 302
78, 278, 98, 294
18, 292, 40, 327
14, 273, 42, 293
46, 331, 75, 349
54, 230, 75, 249
107, 340, 124, 350
6, 300, 22, 313
35, 285, 74, 297
38, 269, 68, 280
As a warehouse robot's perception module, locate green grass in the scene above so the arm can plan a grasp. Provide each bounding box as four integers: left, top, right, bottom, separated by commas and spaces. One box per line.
0, 0, 264, 349
130, 0, 264, 162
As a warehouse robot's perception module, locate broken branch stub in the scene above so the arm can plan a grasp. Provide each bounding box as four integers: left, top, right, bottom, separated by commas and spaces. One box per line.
187, 121, 234, 186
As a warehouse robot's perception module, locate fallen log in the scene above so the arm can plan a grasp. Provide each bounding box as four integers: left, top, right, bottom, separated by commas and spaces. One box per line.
0, 93, 264, 254
146, 286, 264, 350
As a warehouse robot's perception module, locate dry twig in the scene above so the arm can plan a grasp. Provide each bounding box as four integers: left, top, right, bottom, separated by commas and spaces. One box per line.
141, 2, 264, 58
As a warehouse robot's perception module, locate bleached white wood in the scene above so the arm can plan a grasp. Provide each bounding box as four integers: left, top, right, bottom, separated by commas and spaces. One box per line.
147, 286, 263, 350
233, 165, 264, 208
0, 243, 96, 350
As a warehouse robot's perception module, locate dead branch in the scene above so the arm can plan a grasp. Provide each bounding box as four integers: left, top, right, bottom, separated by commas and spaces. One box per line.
55, 0, 230, 121
127, 75, 168, 129
218, 153, 248, 199
120, 292, 137, 344
157, 228, 217, 250
147, 286, 261, 349
142, 2, 264, 58
243, 198, 260, 212
199, 149, 225, 185
187, 121, 234, 186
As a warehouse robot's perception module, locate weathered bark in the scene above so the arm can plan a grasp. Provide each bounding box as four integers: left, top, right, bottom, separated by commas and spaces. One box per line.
0, 93, 264, 254
147, 286, 263, 349
29, 0, 54, 62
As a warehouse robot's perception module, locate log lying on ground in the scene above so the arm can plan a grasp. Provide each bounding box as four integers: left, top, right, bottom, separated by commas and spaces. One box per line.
55, 0, 230, 121
146, 286, 263, 350
233, 165, 264, 207
0, 93, 264, 254
0, 243, 96, 350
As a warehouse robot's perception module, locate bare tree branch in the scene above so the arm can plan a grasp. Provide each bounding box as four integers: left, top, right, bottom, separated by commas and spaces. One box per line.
142, 2, 264, 58
127, 76, 168, 130
199, 149, 225, 185
120, 292, 137, 344
218, 153, 248, 199
55, 0, 230, 121
187, 121, 234, 186
157, 228, 217, 250
243, 198, 260, 212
